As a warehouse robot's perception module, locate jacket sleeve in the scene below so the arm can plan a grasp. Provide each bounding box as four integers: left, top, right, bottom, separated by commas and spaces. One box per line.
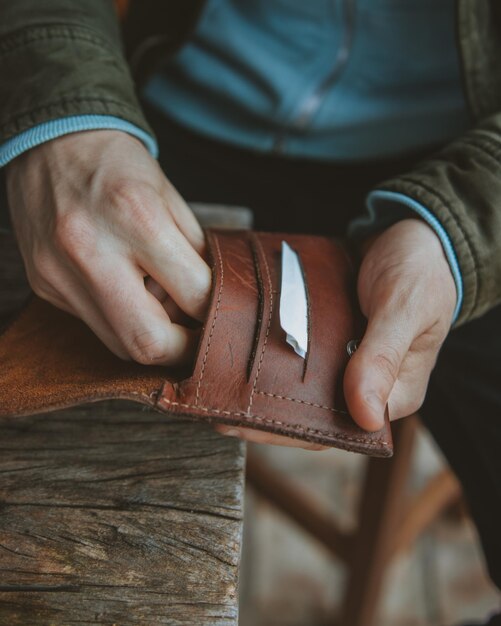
355, 113, 501, 327
0, 0, 154, 144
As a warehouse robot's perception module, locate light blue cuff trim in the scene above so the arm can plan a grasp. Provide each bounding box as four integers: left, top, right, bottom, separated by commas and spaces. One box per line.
361, 190, 463, 324
0, 115, 158, 168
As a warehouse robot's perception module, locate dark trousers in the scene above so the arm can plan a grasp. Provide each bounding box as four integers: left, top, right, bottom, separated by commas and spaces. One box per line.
144, 103, 501, 604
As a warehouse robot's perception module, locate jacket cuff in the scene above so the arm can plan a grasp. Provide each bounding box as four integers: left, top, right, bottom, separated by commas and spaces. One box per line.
0, 23, 155, 144
349, 190, 463, 325
0, 115, 159, 168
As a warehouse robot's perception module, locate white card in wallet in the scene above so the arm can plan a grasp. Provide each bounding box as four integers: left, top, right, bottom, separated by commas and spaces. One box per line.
279, 241, 309, 359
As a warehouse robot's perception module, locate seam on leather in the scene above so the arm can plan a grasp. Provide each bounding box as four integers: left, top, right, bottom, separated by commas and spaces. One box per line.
247, 233, 274, 414
255, 391, 348, 415
386, 176, 480, 320
159, 398, 390, 448
188, 233, 353, 422
246, 235, 265, 381
2, 390, 160, 419
195, 232, 224, 407
246, 234, 350, 416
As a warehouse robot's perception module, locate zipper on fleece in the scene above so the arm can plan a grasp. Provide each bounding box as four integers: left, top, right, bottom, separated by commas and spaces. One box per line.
273, 0, 357, 153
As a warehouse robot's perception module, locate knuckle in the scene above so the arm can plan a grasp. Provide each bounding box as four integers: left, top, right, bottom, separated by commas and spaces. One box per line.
53, 212, 93, 259
106, 178, 140, 202
412, 396, 426, 415
107, 179, 161, 236
127, 329, 171, 365
30, 280, 51, 300
30, 249, 54, 281
412, 385, 428, 415
392, 385, 428, 420
27, 251, 63, 300
400, 397, 425, 419
28, 272, 58, 305
373, 345, 401, 383
190, 282, 211, 318
185, 265, 212, 318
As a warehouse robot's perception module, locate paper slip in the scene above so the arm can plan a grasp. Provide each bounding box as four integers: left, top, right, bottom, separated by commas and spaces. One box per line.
279, 241, 309, 359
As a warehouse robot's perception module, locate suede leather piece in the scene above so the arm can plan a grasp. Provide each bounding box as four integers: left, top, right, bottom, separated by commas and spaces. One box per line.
0, 229, 392, 457
0, 296, 168, 416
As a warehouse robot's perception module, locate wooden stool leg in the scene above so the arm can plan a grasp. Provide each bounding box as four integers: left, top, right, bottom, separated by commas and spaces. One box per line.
339, 417, 418, 626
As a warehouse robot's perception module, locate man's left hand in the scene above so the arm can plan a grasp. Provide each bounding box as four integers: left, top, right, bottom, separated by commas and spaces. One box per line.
343, 218, 456, 432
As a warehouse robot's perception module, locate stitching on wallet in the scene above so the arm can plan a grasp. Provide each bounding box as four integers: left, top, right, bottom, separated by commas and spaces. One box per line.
195, 233, 224, 407
247, 234, 274, 413
158, 397, 390, 448
10, 389, 158, 417
256, 391, 348, 415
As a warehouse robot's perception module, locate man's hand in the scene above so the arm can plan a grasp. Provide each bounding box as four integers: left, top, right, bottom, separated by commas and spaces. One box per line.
6, 130, 211, 366
344, 218, 456, 430
217, 218, 457, 448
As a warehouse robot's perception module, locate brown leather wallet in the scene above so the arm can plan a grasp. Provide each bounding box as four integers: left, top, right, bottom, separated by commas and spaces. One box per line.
0, 230, 392, 457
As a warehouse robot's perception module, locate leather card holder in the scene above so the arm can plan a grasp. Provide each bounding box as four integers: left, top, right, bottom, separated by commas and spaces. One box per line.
0, 229, 393, 457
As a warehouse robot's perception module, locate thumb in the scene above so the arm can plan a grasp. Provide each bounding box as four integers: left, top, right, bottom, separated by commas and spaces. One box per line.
343, 311, 411, 432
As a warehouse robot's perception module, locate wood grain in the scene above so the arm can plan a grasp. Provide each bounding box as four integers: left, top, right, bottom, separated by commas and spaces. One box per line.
0, 402, 245, 625
0, 206, 250, 624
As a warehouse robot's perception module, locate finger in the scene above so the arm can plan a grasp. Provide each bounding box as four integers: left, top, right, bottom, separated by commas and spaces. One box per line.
29, 261, 130, 359
343, 307, 412, 432
163, 182, 206, 255
215, 424, 328, 450
384, 342, 439, 419
144, 275, 168, 303
144, 276, 194, 326
81, 258, 199, 366
136, 214, 211, 322
48, 270, 131, 360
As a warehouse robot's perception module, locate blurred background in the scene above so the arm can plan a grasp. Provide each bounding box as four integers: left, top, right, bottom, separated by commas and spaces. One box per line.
239, 428, 500, 626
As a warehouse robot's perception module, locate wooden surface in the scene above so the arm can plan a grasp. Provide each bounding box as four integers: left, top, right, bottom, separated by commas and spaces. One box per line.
0, 207, 250, 625
0, 402, 245, 625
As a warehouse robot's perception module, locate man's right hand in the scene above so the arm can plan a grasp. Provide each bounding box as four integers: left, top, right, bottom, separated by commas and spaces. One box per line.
6, 130, 211, 366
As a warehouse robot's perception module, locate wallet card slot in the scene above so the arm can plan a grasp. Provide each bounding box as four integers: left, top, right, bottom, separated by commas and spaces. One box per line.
246, 233, 309, 413
246, 235, 265, 382
288, 236, 357, 413
246, 232, 277, 413
177, 230, 261, 413
249, 233, 360, 415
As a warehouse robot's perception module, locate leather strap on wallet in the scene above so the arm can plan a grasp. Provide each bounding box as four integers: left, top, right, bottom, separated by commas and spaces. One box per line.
0, 230, 392, 457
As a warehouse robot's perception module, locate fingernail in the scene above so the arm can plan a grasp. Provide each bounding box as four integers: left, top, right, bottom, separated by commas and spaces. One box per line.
365, 393, 385, 429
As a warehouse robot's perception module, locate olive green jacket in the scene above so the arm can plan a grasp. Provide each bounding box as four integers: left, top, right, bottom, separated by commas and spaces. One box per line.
1, 0, 500, 326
